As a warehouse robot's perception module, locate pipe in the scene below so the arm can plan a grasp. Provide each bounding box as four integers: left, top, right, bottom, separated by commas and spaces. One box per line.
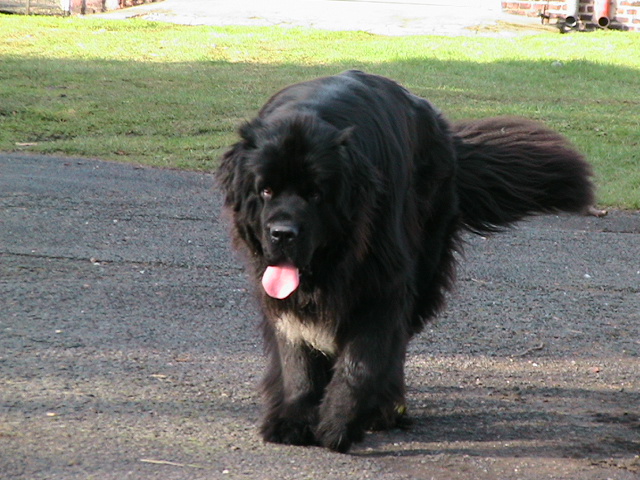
565, 0, 580, 28
593, 0, 611, 28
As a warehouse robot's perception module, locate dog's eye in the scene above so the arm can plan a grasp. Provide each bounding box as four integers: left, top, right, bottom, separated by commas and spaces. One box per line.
261, 187, 273, 200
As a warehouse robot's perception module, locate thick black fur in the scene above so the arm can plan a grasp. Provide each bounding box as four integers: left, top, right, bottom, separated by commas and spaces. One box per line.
216, 70, 594, 452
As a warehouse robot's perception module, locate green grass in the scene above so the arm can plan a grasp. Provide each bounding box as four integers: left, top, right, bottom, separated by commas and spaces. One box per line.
1, 16, 639, 207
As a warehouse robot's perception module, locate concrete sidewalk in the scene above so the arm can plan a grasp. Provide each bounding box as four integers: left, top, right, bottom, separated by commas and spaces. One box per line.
96, 0, 550, 37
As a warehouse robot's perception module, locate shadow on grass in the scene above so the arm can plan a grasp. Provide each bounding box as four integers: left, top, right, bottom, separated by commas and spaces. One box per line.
1, 54, 638, 205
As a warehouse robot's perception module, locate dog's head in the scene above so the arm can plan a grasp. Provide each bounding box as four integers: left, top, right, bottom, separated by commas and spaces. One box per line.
217, 114, 378, 298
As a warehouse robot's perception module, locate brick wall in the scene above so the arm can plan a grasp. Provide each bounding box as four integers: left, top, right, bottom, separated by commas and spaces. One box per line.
71, 0, 160, 15
615, 0, 640, 28
502, 1, 640, 31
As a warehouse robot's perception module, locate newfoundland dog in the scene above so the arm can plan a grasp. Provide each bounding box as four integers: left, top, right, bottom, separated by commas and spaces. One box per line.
216, 70, 594, 452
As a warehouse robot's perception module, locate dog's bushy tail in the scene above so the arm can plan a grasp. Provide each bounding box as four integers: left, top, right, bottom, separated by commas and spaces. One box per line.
452, 116, 595, 234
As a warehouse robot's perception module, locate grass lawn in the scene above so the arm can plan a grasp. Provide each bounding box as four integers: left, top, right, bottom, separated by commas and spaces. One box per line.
0, 16, 638, 207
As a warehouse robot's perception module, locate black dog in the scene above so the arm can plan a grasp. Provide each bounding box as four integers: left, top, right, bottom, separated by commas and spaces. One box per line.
217, 70, 594, 452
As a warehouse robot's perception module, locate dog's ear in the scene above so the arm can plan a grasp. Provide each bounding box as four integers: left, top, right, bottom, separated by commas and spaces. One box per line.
216, 142, 243, 208
217, 119, 264, 207
238, 119, 263, 149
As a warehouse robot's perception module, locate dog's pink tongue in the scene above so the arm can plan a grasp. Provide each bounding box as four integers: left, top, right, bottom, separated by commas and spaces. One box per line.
262, 264, 300, 299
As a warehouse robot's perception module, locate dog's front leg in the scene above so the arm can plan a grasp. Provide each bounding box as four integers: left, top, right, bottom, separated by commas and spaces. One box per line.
315, 314, 408, 452
260, 321, 332, 446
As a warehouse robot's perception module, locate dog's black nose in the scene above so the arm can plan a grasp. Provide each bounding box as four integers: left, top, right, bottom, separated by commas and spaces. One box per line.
269, 224, 299, 244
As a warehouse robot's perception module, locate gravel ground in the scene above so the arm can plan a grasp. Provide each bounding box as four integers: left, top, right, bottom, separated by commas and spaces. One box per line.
1, 154, 639, 479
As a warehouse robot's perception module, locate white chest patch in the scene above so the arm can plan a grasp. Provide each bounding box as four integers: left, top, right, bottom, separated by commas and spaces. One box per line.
275, 313, 337, 356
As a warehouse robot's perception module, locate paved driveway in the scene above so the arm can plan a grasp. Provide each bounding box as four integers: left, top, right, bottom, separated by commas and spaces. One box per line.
1, 153, 639, 479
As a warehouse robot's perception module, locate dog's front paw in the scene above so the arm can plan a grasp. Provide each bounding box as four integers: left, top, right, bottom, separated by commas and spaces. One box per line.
314, 417, 364, 453
261, 414, 317, 446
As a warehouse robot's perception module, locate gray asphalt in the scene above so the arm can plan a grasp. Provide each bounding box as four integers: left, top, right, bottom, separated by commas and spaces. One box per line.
1, 153, 639, 479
